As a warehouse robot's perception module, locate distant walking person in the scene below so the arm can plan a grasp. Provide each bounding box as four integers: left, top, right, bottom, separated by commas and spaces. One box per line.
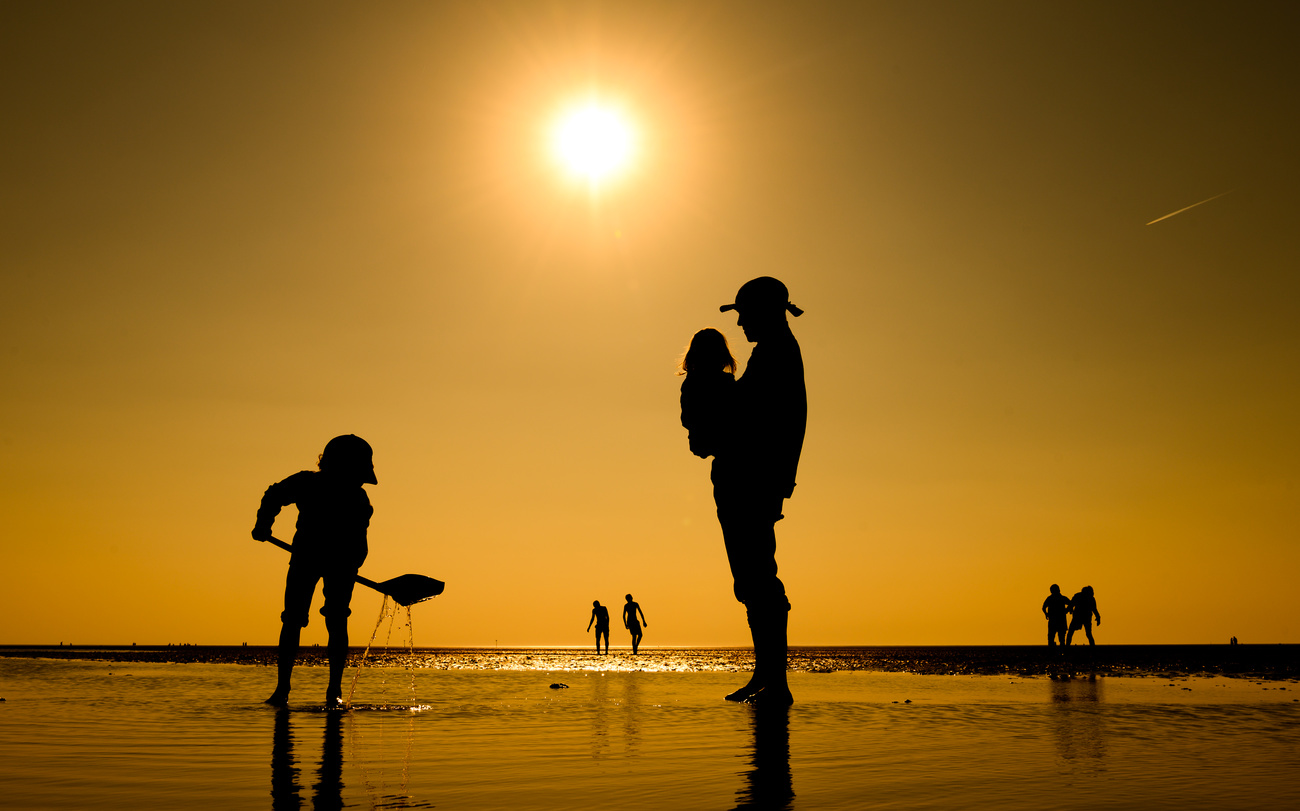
252, 434, 377, 708
1042, 584, 1070, 647
679, 328, 738, 460
587, 600, 611, 654
1067, 585, 1101, 646
697, 277, 806, 706
623, 594, 647, 654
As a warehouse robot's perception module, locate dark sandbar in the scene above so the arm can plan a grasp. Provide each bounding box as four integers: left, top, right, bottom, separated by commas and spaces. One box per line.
1, 644, 1294, 681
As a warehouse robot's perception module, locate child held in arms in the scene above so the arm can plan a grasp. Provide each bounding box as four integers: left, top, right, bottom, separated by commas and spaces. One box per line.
252, 434, 377, 708
679, 327, 738, 460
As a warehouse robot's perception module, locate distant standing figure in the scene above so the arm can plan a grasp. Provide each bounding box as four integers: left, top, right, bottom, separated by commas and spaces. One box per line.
252, 434, 377, 708
701, 276, 806, 706
623, 594, 647, 654
679, 328, 738, 459
1066, 585, 1101, 646
587, 600, 610, 654
1042, 584, 1070, 647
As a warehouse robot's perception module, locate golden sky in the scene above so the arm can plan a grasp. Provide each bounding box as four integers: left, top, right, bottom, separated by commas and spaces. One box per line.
3, 2, 1297, 647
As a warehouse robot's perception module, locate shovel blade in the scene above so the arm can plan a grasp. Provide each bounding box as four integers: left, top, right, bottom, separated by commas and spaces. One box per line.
376, 574, 445, 606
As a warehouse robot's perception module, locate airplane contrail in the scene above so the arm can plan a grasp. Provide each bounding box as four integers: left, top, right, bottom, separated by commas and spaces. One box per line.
1146, 191, 1232, 225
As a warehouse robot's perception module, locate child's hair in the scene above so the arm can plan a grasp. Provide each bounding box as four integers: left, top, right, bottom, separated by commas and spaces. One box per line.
678, 328, 736, 376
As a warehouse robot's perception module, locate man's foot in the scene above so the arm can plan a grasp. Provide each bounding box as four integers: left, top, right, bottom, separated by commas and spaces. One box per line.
324, 687, 345, 710
265, 690, 290, 707
725, 676, 762, 702
742, 685, 793, 707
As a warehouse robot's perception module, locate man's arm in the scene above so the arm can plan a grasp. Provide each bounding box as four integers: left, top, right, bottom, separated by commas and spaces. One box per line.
638, 606, 648, 626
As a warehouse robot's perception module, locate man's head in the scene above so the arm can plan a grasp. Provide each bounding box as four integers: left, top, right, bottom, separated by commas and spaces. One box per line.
719, 277, 803, 342
625, 594, 633, 602
1050, 584, 1061, 595
593, 600, 601, 607
319, 434, 378, 485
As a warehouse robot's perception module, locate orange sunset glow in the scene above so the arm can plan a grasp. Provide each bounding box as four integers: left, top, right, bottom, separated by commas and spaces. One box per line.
2, 1, 1297, 653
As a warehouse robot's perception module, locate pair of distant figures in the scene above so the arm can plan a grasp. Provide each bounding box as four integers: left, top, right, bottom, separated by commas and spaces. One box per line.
1042, 584, 1101, 647
587, 596, 647, 654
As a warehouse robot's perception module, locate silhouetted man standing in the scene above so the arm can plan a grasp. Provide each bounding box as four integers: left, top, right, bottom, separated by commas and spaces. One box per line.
1042, 584, 1070, 647
587, 600, 610, 654
713, 277, 806, 705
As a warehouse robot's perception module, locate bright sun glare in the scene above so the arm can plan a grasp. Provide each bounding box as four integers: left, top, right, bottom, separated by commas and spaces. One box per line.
552, 102, 635, 185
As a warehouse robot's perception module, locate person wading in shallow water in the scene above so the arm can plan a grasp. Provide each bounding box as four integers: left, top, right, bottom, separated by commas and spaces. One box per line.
701, 277, 806, 706
252, 434, 377, 708
623, 594, 647, 653
587, 600, 611, 654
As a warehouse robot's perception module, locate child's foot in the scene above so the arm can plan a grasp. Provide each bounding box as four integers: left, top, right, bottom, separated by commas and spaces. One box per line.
265, 689, 290, 707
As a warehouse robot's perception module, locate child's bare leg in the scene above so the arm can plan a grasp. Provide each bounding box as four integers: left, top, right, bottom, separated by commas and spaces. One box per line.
325, 616, 349, 707
266, 623, 300, 706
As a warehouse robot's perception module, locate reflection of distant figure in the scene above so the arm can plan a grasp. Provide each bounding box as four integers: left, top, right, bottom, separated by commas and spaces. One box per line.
1042, 584, 1070, 647
1049, 676, 1106, 772
679, 328, 738, 459
587, 600, 611, 654
1067, 585, 1101, 646
253, 434, 377, 708
623, 594, 647, 654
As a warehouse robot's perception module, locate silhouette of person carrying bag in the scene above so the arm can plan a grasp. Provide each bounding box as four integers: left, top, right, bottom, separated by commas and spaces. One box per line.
252, 434, 377, 708
683, 277, 806, 706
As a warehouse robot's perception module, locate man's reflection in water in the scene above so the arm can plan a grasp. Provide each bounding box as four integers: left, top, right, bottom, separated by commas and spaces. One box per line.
270, 710, 345, 810
732, 706, 794, 810
1050, 676, 1106, 772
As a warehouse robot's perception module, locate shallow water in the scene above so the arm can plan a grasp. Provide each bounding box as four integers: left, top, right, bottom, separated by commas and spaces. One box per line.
1, 657, 1297, 809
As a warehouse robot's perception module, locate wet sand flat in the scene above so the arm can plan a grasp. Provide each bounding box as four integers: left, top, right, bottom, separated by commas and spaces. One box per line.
1, 654, 1297, 810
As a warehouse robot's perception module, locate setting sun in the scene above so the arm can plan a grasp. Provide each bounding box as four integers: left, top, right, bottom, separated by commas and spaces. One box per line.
551, 102, 635, 185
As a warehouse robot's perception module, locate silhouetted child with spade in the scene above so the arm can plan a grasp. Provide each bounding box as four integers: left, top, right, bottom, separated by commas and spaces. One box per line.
252, 434, 376, 708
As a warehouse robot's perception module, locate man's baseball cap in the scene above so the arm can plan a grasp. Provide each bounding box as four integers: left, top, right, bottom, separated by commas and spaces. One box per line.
719, 276, 803, 316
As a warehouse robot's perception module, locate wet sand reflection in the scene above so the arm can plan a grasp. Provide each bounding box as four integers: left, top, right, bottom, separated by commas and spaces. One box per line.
1049, 676, 1106, 771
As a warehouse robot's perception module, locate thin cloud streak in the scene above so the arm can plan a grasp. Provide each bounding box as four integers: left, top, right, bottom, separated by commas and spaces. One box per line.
1146, 191, 1232, 225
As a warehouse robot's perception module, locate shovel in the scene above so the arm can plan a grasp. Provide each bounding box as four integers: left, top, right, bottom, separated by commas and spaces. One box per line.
265, 536, 445, 606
